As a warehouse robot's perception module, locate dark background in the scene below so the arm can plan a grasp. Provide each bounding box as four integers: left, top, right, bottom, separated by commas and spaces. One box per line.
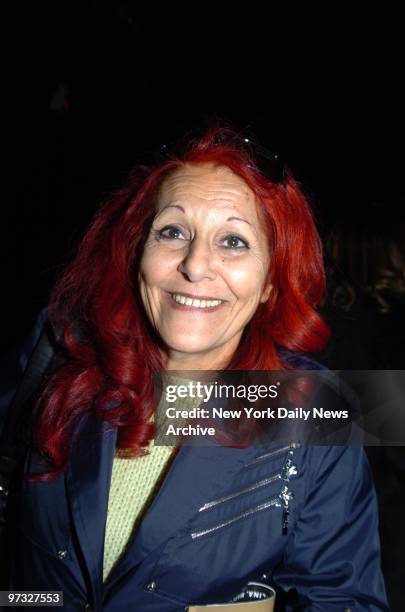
2, 2, 404, 350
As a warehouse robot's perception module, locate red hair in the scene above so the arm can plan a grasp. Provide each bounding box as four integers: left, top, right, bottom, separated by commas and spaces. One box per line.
32, 124, 329, 477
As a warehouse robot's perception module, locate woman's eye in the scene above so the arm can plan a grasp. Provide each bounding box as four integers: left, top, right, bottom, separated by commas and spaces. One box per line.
221, 235, 249, 249
157, 225, 186, 240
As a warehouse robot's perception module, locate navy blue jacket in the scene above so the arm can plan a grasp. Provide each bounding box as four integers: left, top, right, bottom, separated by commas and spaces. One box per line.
1, 312, 389, 611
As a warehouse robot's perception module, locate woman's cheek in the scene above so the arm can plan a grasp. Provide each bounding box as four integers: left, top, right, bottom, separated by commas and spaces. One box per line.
225, 259, 267, 294
141, 245, 173, 279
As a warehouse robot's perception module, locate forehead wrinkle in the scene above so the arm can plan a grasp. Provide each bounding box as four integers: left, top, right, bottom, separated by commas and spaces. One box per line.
159, 189, 254, 206
157, 192, 257, 216
160, 198, 251, 210
158, 174, 255, 201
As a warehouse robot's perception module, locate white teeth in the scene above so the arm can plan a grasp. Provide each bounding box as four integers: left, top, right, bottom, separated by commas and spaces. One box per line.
172, 294, 223, 308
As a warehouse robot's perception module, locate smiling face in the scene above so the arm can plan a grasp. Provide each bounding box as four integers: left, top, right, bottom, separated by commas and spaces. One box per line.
138, 162, 272, 370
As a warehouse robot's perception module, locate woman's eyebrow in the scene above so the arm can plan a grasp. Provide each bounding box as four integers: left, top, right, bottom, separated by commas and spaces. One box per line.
154, 204, 185, 219
227, 216, 252, 226
155, 206, 251, 227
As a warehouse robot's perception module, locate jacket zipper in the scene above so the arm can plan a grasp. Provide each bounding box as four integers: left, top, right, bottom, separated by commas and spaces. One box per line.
191, 496, 282, 539
244, 442, 300, 467
198, 472, 282, 512
192, 446, 298, 538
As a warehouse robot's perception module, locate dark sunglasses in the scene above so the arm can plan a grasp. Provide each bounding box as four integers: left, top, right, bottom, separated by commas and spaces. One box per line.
153, 127, 286, 185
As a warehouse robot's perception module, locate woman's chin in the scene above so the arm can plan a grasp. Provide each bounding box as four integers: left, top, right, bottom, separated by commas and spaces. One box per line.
161, 341, 219, 367
165, 343, 211, 360
161, 336, 240, 370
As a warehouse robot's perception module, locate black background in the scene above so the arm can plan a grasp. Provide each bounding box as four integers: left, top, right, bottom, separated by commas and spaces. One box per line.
3, 2, 404, 350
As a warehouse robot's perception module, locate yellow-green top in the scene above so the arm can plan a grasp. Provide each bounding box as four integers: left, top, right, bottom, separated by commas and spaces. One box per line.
103, 374, 207, 582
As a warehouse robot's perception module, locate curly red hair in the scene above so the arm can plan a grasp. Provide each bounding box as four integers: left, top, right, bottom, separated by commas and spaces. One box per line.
32, 124, 329, 476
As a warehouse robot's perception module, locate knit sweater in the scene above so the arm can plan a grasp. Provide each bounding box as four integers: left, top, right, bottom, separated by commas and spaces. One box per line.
103, 376, 205, 582
103, 440, 176, 581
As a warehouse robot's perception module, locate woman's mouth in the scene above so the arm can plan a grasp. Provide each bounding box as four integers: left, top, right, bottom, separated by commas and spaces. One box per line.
168, 292, 225, 311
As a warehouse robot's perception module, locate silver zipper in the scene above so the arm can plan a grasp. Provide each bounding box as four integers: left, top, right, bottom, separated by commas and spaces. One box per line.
191, 497, 281, 539
198, 473, 282, 512
192, 444, 299, 539
244, 442, 300, 467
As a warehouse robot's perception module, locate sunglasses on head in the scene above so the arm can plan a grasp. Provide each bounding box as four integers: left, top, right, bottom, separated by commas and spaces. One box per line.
153, 127, 286, 185
240, 136, 286, 184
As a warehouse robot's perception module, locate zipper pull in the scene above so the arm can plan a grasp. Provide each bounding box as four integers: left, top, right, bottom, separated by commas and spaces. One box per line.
282, 507, 290, 535
280, 484, 294, 535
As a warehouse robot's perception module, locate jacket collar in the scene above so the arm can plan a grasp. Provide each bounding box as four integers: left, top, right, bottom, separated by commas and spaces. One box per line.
65, 412, 259, 601
65, 413, 117, 609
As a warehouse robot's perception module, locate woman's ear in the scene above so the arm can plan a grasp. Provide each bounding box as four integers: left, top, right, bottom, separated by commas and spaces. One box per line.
260, 281, 272, 303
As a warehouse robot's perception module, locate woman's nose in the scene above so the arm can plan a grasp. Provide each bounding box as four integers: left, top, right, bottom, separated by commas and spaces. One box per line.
177, 238, 217, 282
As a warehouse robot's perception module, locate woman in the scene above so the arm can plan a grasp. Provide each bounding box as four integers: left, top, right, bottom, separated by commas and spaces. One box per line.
1, 125, 388, 610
